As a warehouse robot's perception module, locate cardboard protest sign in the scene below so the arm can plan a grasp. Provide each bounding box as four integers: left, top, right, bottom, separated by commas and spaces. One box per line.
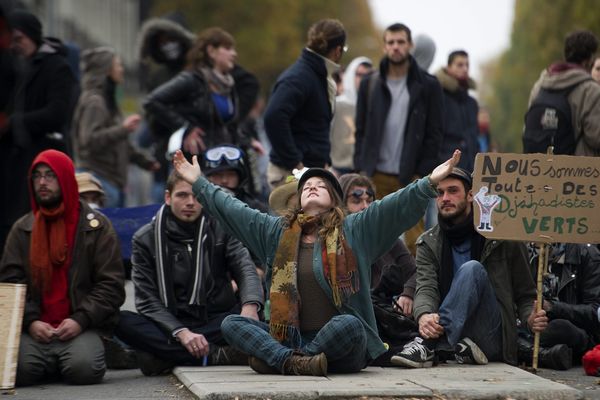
472, 153, 600, 244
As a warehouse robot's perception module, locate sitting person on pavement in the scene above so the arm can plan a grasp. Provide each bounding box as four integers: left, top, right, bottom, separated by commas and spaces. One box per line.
203, 144, 268, 287
339, 173, 418, 352
391, 167, 547, 368
115, 171, 264, 376
75, 172, 106, 209
203, 144, 269, 213
0, 150, 125, 386
172, 148, 461, 376
518, 242, 600, 370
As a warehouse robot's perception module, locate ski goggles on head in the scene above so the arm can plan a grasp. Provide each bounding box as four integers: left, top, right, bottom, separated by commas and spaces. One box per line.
349, 188, 375, 199
204, 145, 243, 168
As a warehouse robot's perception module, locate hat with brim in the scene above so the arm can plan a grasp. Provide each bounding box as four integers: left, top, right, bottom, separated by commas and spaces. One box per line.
297, 168, 343, 199
268, 177, 298, 215
76, 172, 105, 195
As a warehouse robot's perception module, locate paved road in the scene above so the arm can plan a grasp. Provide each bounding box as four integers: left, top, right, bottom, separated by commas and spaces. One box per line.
4, 364, 599, 400
3, 369, 195, 400
538, 367, 600, 399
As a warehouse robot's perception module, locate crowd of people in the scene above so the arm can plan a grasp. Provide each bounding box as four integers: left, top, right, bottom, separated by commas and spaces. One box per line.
1, 5, 600, 387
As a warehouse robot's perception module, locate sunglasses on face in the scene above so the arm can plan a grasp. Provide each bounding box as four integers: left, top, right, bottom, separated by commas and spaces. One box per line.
349, 188, 374, 199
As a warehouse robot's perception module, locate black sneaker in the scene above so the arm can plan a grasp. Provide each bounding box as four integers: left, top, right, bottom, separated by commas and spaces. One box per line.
454, 338, 488, 365
390, 337, 435, 368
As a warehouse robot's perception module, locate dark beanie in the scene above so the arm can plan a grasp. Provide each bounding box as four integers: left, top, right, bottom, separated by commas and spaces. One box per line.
10, 10, 43, 46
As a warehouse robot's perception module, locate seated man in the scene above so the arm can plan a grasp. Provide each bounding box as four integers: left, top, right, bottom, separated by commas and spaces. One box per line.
0, 150, 125, 386
75, 172, 105, 209
115, 170, 264, 376
391, 167, 547, 368
518, 242, 600, 370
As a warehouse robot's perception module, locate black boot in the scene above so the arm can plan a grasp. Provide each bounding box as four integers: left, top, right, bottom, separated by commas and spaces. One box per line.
518, 339, 572, 370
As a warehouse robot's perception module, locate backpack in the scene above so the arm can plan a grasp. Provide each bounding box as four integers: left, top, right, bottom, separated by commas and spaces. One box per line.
371, 294, 418, 346
522, 85, 579, 155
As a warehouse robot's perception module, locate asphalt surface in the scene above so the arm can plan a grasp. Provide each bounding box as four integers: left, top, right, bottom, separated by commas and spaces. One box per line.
3, 369, 195, 400
3, 364, 599, 400
538, 367, 600, 399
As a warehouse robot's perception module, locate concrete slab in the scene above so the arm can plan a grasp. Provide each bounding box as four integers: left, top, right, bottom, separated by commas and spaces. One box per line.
173, 362, 583, 400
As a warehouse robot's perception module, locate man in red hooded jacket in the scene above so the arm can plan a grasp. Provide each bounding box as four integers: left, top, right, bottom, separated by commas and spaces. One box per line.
0, 149, 125, 386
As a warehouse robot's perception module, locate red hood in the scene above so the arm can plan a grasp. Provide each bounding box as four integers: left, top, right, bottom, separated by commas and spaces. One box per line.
548, 62, 586, 75
29, 150, 80, 218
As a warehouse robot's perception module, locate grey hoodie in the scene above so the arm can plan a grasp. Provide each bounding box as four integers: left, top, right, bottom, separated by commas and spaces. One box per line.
529, 64, 600, 156
73, 47, 154, 189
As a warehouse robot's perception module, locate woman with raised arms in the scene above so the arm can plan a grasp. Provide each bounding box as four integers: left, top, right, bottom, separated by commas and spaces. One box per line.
172, 149, 461, 376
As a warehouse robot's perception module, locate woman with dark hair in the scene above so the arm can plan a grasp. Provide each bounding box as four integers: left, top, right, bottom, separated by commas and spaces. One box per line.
73, 47, 158, 207
144, 27, 252, 157
172, 149, 461, 376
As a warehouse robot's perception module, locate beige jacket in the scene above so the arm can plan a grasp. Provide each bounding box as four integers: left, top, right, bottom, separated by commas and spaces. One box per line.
528, 66, 600, 156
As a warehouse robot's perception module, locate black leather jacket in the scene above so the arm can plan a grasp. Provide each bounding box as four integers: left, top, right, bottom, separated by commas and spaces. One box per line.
143, 70, 241, 148
131, 207, 263, 335
542, 244, 600, 342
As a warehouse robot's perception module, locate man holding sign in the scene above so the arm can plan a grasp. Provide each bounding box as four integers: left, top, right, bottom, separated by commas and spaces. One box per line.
391, 167, 547, 368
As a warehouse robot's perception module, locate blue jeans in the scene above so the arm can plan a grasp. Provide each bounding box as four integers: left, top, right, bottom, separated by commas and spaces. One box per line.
438, 260, 503, 360
221, 314, 368, 373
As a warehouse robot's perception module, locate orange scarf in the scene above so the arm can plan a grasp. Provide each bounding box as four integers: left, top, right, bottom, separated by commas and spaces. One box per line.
29, 203, 67, 293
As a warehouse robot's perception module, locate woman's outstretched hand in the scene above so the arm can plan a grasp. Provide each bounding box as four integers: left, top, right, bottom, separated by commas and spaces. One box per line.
173, 150, 202, 184
429, 149, 462, 186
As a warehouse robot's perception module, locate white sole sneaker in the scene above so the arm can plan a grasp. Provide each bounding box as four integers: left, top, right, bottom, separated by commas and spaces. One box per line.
390, 355, 434, 368
456, 337, 488, 365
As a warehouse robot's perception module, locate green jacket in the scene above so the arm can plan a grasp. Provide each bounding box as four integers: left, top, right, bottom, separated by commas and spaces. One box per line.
413, 224, 536, 365
192, 175, 437, 360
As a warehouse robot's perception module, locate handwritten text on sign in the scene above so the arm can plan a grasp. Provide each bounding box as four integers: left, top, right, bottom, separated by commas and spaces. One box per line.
472, 153, 600, 244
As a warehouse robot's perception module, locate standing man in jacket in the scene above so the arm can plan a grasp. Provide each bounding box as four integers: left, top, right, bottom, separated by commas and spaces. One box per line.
265, 19, 346, 188
436, 50, 479, 172
354, 22, 443, 255
0, 150, 125, 386
528, 30, 600, 156
391, 167, 546, 368
115, 171, 263, 376
0, 10, 78, 259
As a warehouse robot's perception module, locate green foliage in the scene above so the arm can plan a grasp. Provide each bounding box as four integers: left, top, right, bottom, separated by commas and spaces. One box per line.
481, 0, 600, 152
150, 0, 381, 95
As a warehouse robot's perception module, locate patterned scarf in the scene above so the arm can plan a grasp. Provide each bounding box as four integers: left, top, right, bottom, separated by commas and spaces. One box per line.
269, 213, 359, 342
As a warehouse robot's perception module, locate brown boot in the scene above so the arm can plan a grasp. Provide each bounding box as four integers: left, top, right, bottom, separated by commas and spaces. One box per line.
249, 356, 280, 374
282, 352, 327, 376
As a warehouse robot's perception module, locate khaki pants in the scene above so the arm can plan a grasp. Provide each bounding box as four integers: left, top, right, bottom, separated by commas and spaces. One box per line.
371, 171, 424, 257
267, 162, 292, 190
